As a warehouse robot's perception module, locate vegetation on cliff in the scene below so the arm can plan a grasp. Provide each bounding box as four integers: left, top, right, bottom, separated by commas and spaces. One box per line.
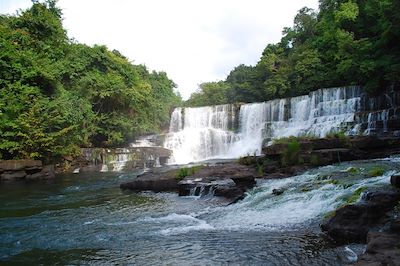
0, 1, 181, 161
186, 0, 400, 107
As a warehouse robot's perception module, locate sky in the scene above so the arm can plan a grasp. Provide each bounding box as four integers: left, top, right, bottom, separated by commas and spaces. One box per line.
0, 0, 319, 99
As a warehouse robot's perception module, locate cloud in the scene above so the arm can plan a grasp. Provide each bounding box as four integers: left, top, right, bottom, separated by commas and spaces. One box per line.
0, 0, 319, 99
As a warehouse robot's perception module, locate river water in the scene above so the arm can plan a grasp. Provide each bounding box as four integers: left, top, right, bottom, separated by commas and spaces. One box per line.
1, 157, 399, 265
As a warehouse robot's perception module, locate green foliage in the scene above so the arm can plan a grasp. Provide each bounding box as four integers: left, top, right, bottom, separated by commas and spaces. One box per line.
368, 166, 386, 177
257, 164, 264, 176
176, 166, 202, 180
346, 167, 359, 175
0, 2, 181, 161
185, 81, 229, 107
184, 0, 400, 107
281, 139, 301, 166
345, 186, 368, 204
237, 154, 258, 166
310, 155, 319, 166
323, 210, 336, 219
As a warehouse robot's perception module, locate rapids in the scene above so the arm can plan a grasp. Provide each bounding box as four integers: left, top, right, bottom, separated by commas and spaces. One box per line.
1, 156, 399, 265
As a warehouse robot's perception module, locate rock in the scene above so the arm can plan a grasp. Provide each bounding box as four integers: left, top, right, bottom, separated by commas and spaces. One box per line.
1, 171, 27, 181
26, 165, 55, 180
121, 162, 257, 203
391, 174, 400, 188
272, 188, 285, 195
120, 169, 179, 192
178, 163, 257, 202
355, 231, 400, 266
214, 187, 246, 203
0, 160, 42, 171
321, 189, 400, 243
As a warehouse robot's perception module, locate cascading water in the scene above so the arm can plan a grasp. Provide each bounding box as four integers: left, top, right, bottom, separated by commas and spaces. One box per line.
165, 86, 364, 164
164, 104, 239, 163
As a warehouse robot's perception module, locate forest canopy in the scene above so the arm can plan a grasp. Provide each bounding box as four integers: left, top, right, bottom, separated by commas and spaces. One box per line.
186, 0, 400, 107
0, 1, 181, 161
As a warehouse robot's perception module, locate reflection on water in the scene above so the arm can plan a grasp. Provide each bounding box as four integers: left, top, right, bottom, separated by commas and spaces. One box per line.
1, 156, 399, 265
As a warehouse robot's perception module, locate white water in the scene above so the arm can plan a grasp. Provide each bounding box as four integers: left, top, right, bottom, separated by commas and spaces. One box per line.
165, 86, 363, 164
147, 158, 397, 236
160, 139, 399, 242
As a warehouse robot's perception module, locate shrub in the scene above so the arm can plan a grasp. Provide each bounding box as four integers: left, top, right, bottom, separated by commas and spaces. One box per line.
176, 165, 202, 180
281, 139, 300, 166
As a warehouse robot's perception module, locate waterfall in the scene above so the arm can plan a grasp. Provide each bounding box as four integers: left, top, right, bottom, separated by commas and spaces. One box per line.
165, 86, 398, 164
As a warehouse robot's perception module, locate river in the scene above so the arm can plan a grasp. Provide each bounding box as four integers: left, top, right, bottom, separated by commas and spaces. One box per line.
2, 156, 399, 265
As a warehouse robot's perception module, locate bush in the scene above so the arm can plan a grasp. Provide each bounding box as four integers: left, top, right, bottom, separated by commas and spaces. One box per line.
176, 165, 202, 180
281, 139, 300, 166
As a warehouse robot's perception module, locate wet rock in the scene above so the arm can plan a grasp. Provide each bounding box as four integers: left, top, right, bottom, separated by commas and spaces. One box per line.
321, 189, 400, 243
214, 187, 246, 203
0, 160, 42, 171
1, 171, 27, 181
0, 160, 54, 181
120, 169, 179, 192
355, 231, 400, 266
272, 188, 285, 195
390, 174, 400, 188
121, 162, 256, 203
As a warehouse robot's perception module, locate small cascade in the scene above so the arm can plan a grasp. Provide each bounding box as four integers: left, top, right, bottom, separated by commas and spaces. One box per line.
81, 147, 171, 172
100, 164, 109, 172
164, 104, 239, 164
188, 184, 215, 197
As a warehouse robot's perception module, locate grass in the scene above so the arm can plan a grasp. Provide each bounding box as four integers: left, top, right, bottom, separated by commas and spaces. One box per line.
237, 154, 258, 166
323, 210, 336, 219
176, 165, 202, 180
346, 167, 359, 175
281, 138, 301, 166
368, 166, 386, 177
345, 186, 368, 204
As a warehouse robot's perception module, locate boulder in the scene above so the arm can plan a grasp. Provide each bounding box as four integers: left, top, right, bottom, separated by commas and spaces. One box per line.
26, 165, 55, 180
178, 163, 257, 202
321, 189, 400, 243
355, 231, 400, 266
272, 188, 285, 195
120, 169, 179, 192
1, 171, 27, 181
0, 160, 42, 171
390, 174, 400, 188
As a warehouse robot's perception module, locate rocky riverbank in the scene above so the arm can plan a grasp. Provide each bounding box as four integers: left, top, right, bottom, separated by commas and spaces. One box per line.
120, 136, 400, 200
321, 175, 400, 265
0, 160, 55, 182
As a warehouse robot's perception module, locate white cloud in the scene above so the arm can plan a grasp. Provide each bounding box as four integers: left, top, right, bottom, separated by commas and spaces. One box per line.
0, 0, 319, 99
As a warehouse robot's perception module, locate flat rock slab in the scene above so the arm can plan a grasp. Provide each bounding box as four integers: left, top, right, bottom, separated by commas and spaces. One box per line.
0, 160, 42, 171
355, 231, 400, 265
120, 162, 257, 202
120, 169, 179, 192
